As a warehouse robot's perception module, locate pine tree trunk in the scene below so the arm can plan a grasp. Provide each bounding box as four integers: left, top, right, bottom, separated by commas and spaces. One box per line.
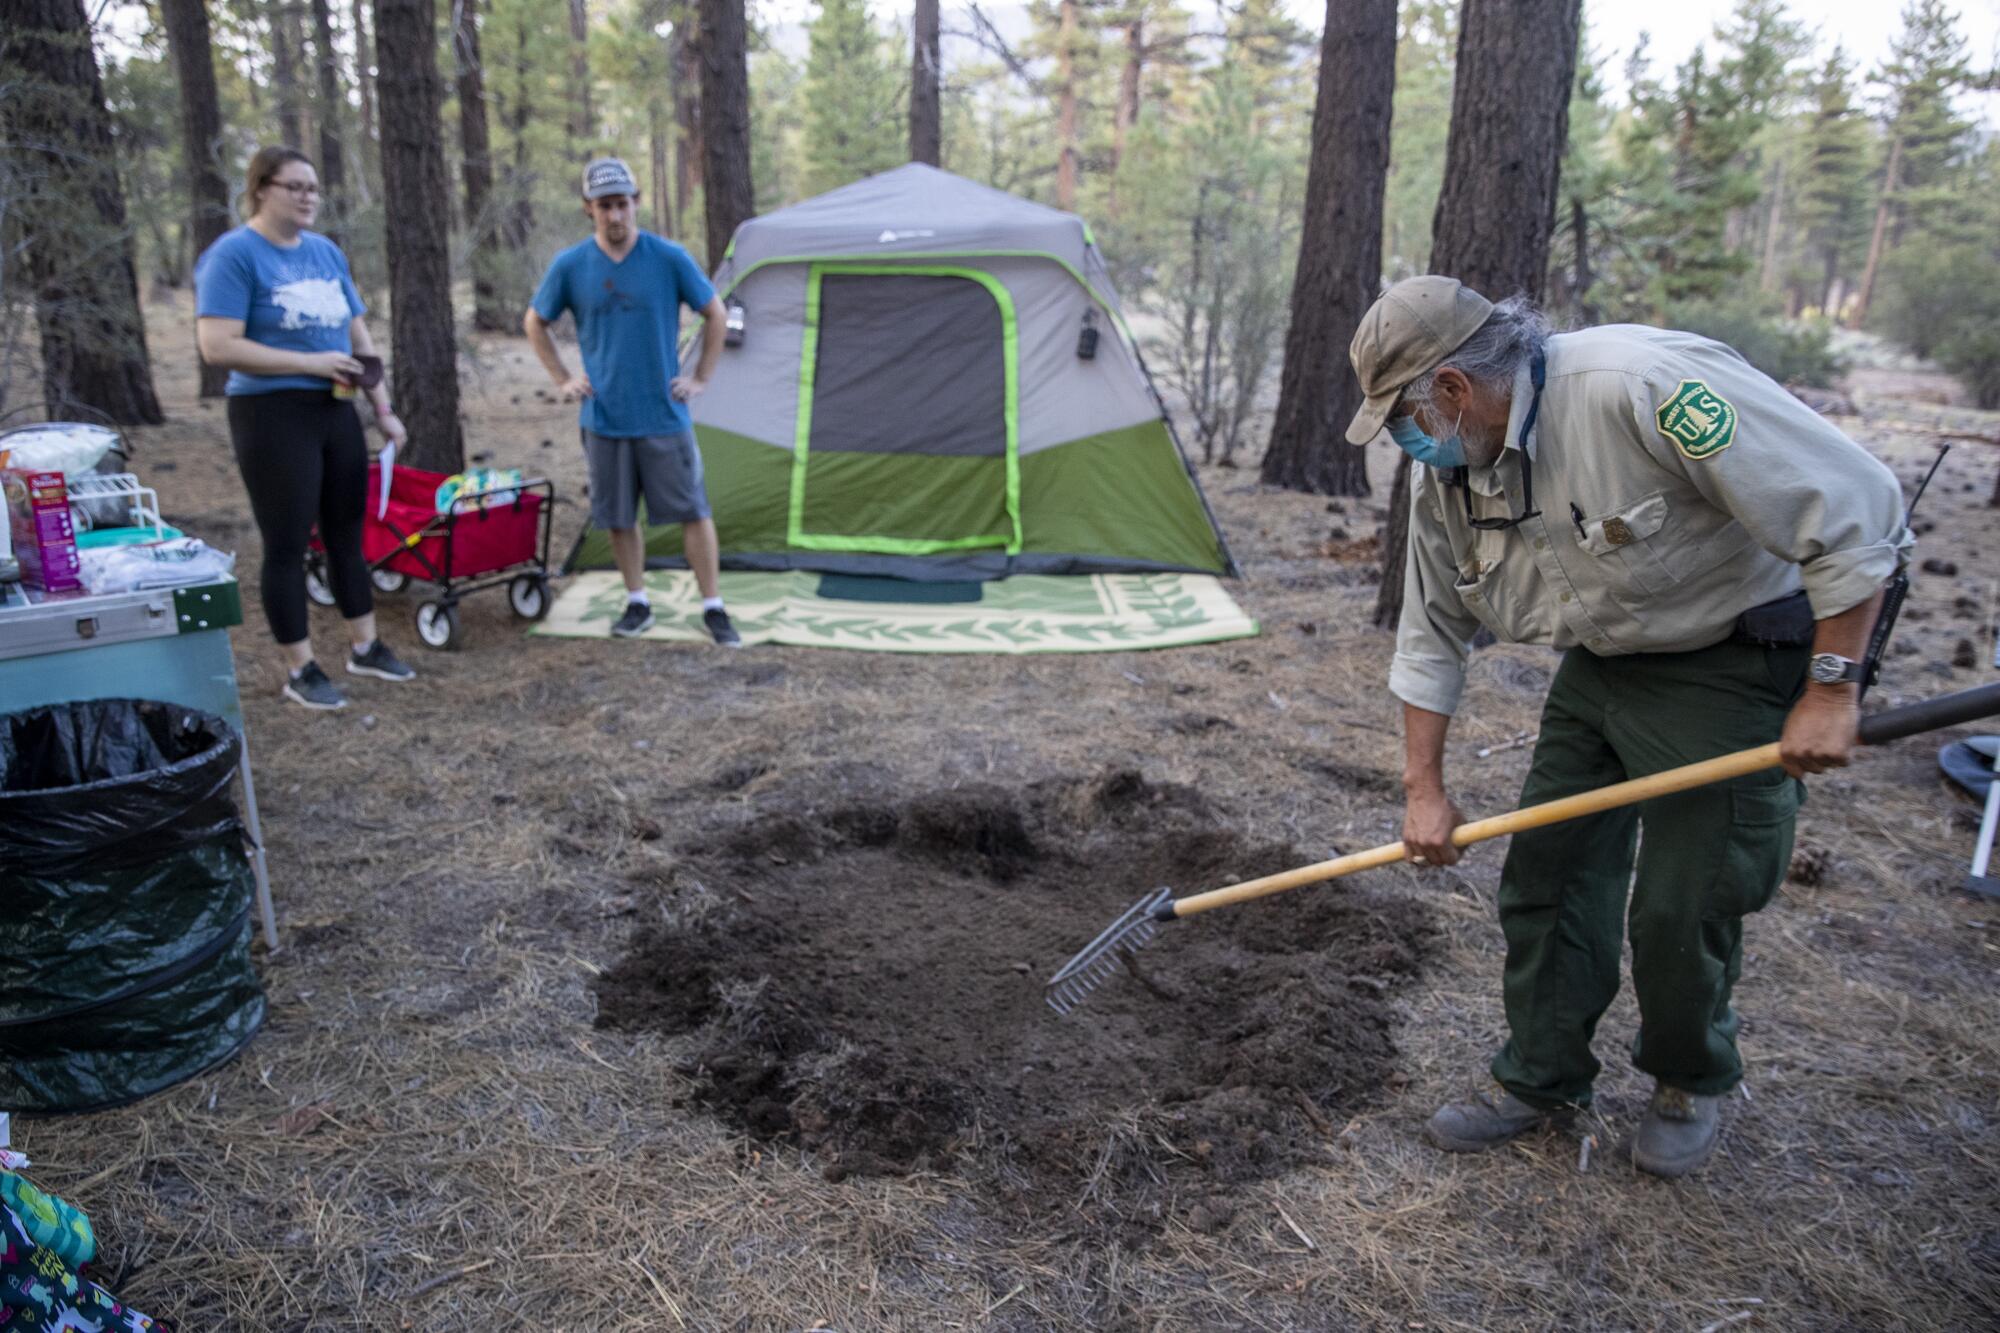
454, 0, 513, 332
1570, 196, 1592, 318
373, 0, 464, 470
351, 0, 378, 202
910, 0, 941, 166
568, 0, 593, 150
1260, 0, 1395, 497
273, 3, 312, 150
1852, 135, 1901, 329
1376, 0, 1581, 628
696, 0, 754, 272
503, 11, 536, 250
161, 0, 233, 398
3, 0, 164, 423
309, 0, 349, 248
672, 11, 702, 234
1425, 0, 1581, 301
1757, 158, 1784, 292
1055, 0, 1080, 211
1112, 17, 1144, 215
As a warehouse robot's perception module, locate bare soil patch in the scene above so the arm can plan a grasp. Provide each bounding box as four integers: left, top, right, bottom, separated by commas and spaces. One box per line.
594, 772, 1430, 1231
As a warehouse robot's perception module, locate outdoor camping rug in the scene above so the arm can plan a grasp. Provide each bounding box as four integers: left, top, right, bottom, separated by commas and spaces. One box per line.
534, 570, 1258, 653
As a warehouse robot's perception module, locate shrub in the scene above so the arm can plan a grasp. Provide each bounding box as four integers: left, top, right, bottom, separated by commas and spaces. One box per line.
1666, 298, 1843, 387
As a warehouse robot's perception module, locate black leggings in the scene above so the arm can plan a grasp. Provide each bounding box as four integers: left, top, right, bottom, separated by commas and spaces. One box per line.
227, 390, 371, 645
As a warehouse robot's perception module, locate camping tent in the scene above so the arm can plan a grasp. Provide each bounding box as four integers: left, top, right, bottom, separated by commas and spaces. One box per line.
566, 164, 1235, 581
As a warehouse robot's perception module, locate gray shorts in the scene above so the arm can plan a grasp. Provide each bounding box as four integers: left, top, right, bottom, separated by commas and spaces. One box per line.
582, 429, 711, 529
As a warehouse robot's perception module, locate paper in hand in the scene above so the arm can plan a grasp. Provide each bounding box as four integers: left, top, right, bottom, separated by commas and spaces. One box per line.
377, 440, 396, 520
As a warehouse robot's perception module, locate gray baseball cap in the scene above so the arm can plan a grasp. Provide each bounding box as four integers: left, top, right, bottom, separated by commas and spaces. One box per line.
582, 157, 640, 200
1345, 277, 1495, 444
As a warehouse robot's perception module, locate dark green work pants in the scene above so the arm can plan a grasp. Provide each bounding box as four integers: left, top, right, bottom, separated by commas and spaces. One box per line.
1490, 639, 1809, 1108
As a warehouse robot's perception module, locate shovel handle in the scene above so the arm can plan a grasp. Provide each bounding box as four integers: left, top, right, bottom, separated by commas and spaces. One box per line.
1168, 681, 2000, 920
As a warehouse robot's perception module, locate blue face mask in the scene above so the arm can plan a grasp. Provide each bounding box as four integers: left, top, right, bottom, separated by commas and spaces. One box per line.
1387, 412, 1467, 469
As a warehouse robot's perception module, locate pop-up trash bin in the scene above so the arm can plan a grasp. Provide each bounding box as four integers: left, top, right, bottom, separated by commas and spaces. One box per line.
0, 699, 266, 1112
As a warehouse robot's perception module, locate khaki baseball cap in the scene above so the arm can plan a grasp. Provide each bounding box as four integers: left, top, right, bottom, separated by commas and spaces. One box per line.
1344, 277, 1495, 444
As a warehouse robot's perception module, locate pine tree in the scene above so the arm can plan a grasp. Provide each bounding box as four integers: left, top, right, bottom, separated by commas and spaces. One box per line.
1789, 48, 1873, 314
800, 0, 903, 196
1854, 0, 1972, 325
3, 0, 165, 423
1261, 0, 1395, 496
160, 0, 235, 396
374, 0, 464, 469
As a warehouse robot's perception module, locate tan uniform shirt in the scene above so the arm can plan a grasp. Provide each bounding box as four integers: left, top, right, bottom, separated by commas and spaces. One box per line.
1391, 324, 1913, 717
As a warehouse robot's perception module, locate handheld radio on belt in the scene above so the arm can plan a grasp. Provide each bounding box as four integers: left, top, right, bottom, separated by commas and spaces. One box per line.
1860, 443, 1949, 700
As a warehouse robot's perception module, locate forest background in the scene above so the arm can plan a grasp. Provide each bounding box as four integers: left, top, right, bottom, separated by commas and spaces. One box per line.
4, 0, 1999, 504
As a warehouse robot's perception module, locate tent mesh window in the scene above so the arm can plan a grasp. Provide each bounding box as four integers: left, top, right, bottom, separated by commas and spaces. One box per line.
796, 271, 1014, 550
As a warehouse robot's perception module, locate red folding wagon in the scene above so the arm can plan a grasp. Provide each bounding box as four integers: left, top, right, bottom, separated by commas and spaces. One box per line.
306, 461, 555, 650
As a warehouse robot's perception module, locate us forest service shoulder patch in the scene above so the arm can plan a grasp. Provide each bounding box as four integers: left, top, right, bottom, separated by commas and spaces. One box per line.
1655, 379, 1739, 460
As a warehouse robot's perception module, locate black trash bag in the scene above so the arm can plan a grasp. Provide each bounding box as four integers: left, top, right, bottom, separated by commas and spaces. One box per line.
0, 699, 266, 1113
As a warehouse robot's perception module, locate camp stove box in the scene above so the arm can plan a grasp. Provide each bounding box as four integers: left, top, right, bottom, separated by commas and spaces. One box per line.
3, 467, 83, 594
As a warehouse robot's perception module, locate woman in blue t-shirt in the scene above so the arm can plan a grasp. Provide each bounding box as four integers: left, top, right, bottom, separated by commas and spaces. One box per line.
194, 146, 416, 710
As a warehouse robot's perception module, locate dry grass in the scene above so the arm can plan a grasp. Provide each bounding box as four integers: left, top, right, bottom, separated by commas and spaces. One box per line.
14, 294, 2000, 1330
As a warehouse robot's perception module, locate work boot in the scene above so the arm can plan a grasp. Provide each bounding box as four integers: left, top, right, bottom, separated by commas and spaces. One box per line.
1632, 1084, 1722, 1178
1424, 1083, 1571, 1153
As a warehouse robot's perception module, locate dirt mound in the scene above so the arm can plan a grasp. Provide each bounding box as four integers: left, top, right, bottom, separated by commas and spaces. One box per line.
597, 772, 1432, 1230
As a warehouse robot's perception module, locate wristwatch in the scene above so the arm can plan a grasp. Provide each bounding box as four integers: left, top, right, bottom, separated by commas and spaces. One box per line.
1807, 652, 1864, 686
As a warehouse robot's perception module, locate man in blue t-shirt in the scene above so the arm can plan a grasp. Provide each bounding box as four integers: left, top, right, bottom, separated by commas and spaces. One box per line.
525, 157, 736, 644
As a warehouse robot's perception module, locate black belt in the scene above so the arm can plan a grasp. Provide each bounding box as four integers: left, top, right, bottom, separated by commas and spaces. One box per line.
1729, 589, 1814, 648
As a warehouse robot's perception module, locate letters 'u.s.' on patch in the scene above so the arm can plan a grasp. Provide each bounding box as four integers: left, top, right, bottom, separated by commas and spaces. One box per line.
1655, 380, 1738, 460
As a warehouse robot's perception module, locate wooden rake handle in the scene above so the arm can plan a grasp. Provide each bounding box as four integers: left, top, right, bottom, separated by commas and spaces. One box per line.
1168, 681, 2000, 921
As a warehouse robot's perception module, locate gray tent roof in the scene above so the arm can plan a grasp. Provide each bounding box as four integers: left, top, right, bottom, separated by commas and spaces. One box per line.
718, 164, 1099, 286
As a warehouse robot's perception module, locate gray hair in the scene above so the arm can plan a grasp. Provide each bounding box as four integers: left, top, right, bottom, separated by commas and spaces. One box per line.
1401, 295, 1554, 417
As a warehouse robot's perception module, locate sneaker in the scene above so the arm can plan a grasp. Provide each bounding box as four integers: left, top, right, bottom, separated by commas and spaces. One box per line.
703, 606, 742, 648
282, 661, 347, 711
611, 600, 656, 638
1423, 1083, 1573, 1153
1632, 1084, 1722, 1178
347, 638, 416, 681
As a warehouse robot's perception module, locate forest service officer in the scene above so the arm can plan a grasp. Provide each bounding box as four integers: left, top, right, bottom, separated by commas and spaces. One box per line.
1346, 277, 1911, 1177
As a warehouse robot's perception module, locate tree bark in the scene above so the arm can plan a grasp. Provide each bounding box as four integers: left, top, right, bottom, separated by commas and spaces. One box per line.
1375, 0, 1581, 628
1108, 15, 1142, 204
309, 0, 349, 248
910, 0, 941, 166
696, 0, 754, 271
272, 2, 312, 150
503, 9, 535, 249
1851, 134, 1901, 329
1372, 455, 1413, 627
1054, 0, 1080, 210
672, 9, 702, 233
351, 0, 378, 202
1425, 0, 1581, 301
3, 0, 164, 423
1260, 0, 1395, 497
454, 0, 513, 332
373, 0, 464, 469
161, 0, 234, 398
568, 0, 593, 150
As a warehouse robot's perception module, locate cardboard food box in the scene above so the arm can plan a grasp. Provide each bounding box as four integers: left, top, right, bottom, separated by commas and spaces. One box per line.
3, 467, 83, 594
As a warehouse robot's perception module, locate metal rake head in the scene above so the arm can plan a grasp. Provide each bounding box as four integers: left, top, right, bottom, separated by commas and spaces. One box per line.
1044, 886, 1175, 1016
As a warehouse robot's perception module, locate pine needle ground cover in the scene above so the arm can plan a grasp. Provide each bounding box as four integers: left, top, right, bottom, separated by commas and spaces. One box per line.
16, 302, 2000, 1329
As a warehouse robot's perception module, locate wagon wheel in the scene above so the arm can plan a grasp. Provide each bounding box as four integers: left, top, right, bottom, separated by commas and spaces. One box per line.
507, 574, 551, 621
414, 599, 462, 651
304, 554, 337, 607
371, 568, 409, 594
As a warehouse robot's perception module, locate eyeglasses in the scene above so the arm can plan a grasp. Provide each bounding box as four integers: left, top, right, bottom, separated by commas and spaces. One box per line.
267, 180, 320, 197
1454, 352, 1546, 533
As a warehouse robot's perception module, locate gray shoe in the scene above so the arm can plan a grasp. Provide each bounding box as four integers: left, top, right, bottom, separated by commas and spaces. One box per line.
1632, 1084, 1722, 1178
282, 661, 347, 711
1424, 1084, 1571, 1153
347, 638, 416, 681
611, 600, 655, 638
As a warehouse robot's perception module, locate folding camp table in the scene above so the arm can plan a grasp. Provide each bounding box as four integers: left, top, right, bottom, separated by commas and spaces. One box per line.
0, 577, 279, 947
